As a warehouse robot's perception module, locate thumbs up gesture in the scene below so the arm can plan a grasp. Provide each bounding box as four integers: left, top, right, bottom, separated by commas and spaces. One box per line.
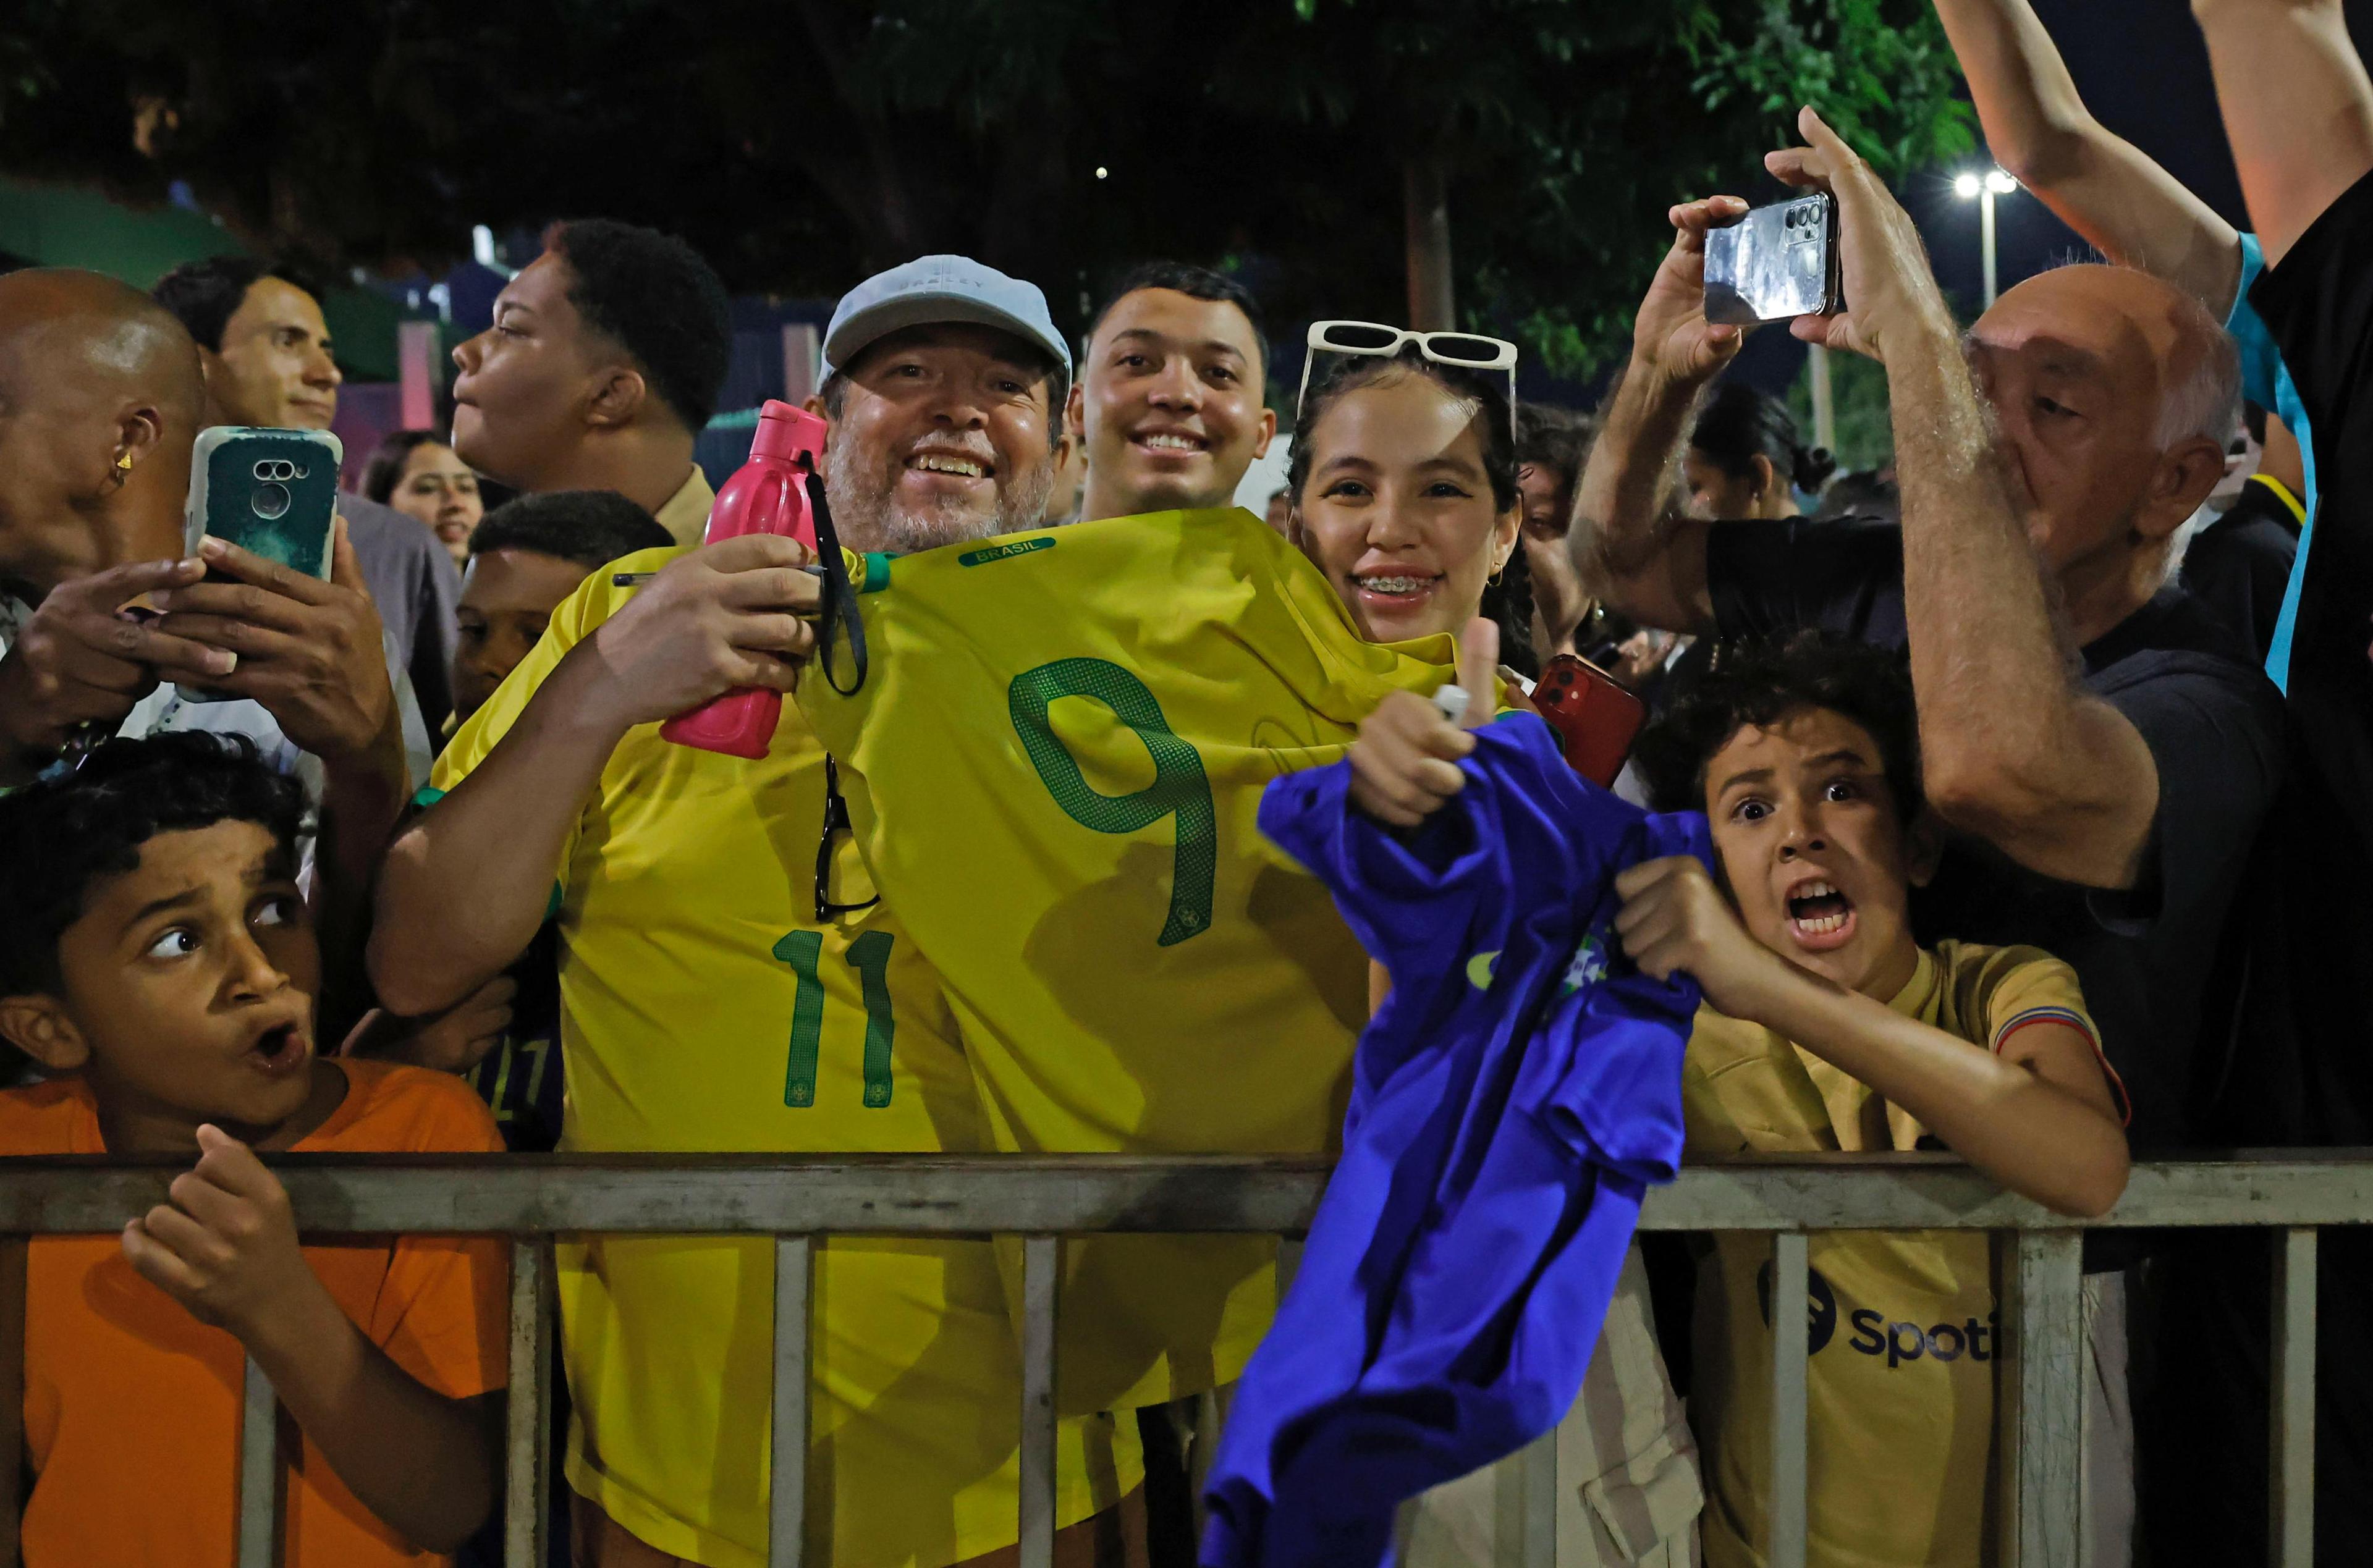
1347, 618, 1500, 827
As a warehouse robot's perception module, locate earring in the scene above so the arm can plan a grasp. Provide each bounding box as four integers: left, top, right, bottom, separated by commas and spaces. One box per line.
114, 452, 133, 473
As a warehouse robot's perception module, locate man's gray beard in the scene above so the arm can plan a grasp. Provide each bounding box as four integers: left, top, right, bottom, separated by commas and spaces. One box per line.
824, 447, 1060, 554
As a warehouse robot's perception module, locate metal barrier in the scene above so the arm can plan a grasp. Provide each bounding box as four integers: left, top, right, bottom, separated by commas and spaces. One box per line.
0, 1149, 2354, 1568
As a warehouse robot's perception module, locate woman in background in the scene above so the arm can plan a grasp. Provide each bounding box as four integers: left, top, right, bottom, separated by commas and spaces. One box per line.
363, 429, 485, 567
1683, 378, 1834, 521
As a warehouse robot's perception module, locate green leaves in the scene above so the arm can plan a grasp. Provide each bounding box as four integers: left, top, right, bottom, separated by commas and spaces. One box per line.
0, 0, 1971, 384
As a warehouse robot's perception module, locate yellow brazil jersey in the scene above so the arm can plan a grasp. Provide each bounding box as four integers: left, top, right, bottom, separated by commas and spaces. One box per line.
430, 547, 1135, 1568
796, 508, 1460, 1414
1681, 941, 2100, 1568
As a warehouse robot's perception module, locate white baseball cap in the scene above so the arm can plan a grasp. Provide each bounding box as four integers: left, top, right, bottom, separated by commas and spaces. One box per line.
820, 255, 1071, 382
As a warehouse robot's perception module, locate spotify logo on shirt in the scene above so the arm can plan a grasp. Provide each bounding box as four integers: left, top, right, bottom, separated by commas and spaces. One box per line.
1758, 1260, 2004, 1368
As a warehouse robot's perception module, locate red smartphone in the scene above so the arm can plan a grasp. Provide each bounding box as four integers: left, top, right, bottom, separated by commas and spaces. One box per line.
1531, 654, 1647, 789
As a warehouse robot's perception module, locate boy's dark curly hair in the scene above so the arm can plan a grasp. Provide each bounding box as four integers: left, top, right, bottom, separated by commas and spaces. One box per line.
544, 219, 732, 432
1632, 632, 1923, 821
0, 735, 305, 997
469, 489, 675, 571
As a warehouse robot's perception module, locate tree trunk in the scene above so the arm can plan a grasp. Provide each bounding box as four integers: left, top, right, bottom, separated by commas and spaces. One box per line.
1403, 154, 1454, 331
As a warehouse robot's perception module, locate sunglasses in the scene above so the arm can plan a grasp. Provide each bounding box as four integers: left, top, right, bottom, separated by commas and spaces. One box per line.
1296, 321, 1520, 426
814, 754, 880, 924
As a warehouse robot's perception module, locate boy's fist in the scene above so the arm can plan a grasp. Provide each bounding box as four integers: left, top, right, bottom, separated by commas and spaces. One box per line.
1614, 855, 1791, 1018
121, 1125, 323, 1339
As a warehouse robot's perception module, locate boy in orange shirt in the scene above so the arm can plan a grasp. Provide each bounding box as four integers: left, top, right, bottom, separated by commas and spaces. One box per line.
0, 733, 507, 1566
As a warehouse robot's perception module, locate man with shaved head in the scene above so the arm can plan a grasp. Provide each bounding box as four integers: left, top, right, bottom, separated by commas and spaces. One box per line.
0, 268, 223, 763
0, 268, 413, 1032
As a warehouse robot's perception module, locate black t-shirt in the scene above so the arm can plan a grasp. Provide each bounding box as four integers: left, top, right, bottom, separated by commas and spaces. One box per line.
1707, 517, 2285, 1150
2239, 166, 2373, 1146
2181, 476, 2302, 662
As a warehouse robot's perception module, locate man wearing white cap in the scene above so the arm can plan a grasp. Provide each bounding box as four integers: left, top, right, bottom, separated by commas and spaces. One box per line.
371, 257, 1138, 1567
812, 253, 1077, 550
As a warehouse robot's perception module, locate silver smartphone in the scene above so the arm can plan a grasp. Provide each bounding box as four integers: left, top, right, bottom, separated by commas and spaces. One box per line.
1703, 193, 1842, 326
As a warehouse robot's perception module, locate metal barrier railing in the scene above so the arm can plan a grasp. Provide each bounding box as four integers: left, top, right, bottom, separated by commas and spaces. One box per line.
0, 1149, 2355, 1568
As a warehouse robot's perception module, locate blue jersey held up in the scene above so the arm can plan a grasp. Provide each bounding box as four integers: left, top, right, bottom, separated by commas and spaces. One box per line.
1204, 714, 1708, 1568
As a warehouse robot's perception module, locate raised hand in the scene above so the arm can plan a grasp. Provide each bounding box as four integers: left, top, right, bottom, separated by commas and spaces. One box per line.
0, 555, 231, 772
120, 1124, 325, 1339
153, 518, 396, 767
1766, 106, 1960, 362
1631, 195, 1753, 387
1347, 618, 1498, 827
573, 533, 823, 733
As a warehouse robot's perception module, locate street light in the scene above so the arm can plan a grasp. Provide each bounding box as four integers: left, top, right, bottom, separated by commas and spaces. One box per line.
1953, 167, 2020, 307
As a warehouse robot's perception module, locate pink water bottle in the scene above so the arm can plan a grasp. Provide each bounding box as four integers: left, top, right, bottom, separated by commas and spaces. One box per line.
659, 400, 827, 759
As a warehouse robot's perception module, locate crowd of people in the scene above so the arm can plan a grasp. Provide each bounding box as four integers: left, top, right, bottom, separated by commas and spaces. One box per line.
0, 0, 2370, 1564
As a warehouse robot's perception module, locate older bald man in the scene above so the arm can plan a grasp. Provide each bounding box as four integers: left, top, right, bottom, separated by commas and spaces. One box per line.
1580, 107, 2281, 1153
1576, 109, 2286, 1557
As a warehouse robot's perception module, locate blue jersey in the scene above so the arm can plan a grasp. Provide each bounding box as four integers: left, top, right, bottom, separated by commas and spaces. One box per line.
2231, 232, 2318, 691
1203, 714, 1707, 1568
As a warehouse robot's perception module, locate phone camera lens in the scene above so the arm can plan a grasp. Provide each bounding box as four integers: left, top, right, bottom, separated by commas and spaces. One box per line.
253, 482, 290, 521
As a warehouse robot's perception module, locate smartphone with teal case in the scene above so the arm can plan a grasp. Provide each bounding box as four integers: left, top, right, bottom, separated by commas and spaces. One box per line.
177, 426, 342, 701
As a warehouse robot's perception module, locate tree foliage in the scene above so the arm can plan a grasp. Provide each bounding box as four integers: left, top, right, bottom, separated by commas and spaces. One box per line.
0, 0, 1969, 377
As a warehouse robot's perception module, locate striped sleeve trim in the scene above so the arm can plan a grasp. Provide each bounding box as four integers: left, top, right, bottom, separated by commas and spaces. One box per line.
1994, 1006, 2131, 1128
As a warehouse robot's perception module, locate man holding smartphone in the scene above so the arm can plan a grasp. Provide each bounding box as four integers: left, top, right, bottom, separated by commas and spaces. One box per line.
154, 256, 463, 733
0, 267, 412, 1040
1575, 108, 2285, 1562
1581, 108, 2278, 1163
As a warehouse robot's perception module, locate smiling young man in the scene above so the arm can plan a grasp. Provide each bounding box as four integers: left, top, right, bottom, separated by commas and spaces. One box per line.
371, 255, 1141, 1567
1072, 262, 1275, 522
447, 221, 730, 547
153, 256, 462, 733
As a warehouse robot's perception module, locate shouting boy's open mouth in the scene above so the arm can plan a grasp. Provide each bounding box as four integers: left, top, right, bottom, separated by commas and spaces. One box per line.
244, 1019, 312, 1078
1783, 876, 1858, 951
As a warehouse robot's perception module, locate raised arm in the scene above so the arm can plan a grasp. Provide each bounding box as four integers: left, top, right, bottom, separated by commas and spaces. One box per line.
1568, 198, 1749, 633
368, 536, 818, 1016
2194, 0, 2373, 264
1775, 109, 2166, 890
1936, 0, 2241, 307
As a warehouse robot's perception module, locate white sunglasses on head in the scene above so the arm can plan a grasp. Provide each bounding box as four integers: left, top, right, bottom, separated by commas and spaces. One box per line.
1296, 321, 1520, 424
